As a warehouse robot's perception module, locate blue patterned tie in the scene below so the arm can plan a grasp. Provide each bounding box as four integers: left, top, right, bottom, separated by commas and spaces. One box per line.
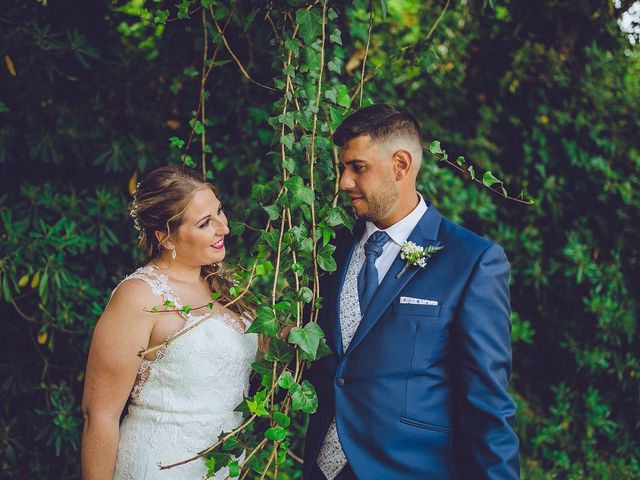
357, 231, 391, 315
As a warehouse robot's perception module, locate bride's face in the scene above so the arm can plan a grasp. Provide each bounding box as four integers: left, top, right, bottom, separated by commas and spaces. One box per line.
171, 187, 229, 266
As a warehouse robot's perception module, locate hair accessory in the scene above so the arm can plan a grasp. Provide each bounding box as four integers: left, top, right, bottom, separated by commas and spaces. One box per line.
129, 182, 142, 232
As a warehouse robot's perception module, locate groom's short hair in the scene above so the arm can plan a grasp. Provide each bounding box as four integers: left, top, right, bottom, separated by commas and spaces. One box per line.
333, 103, 422, 149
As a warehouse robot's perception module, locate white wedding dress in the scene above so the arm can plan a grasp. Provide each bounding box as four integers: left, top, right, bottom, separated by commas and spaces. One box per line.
112, 265, 258, 479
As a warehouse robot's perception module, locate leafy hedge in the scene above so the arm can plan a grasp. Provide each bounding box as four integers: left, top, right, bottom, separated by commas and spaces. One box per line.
1, 0, 638, 478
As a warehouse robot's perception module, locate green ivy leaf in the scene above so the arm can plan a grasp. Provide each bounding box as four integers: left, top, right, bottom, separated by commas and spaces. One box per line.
222, 437, 239, 451
429, 140, 443, 155
262, 204, 280, 221
192, 120, 205, 134
282, 156, 296, 173
291, 262, 305, 275
482, 170, 502, 188
228, 460, 240, 478
289, 225, 307, 243
324, 87, 337, 103
325, 207, 344, 227
246, 389, 269, 417
467, 165, 476, 180
336, 84, 351, 108
253, 361, 274, 388
328, 60, 341, 74
261, 230, 280, 251
330, 29, 342, 45
169, 137, 184, 150
256, 260, 274, 276
265, 426, 287, 441
299, 337, 332, 361
317, 243, 337, 272
285, 176, 314, 210
229, 220, 245, 236
281, 133, 294, 150
277, 370, 294, 389
288, 322, 325, 358
273, 300, 294, 312
298, 286, 313, 303
175, 0, 191, 19
251, 181, 278, 203
284, 39, 300, 56
246, 306, 279, 336
296, 9, 321, 45
153, 9, 170, 24
273, 411, 291, 428
214, 4, 228, 20
265, 337, 295, 363
290, 380, 318, 413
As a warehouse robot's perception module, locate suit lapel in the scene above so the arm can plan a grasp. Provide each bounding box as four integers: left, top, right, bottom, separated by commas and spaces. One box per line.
343, 203, 443, 358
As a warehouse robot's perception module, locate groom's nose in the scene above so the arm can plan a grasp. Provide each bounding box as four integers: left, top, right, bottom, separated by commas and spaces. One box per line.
339, 170, 355, 191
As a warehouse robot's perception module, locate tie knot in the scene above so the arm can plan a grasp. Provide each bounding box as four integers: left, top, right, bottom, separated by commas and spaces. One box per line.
364, 231, 390, 259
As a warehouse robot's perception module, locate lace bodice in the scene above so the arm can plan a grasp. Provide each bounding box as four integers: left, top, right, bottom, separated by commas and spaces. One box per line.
112, 265, 258, 479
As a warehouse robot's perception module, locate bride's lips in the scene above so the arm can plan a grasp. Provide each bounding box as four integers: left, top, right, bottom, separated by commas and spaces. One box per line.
210, 239, 225, 250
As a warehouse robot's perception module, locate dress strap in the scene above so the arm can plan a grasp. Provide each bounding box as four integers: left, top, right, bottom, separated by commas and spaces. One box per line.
112, 265, 187, 319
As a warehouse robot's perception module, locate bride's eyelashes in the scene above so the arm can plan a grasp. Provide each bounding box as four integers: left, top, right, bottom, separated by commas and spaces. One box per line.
198, 206, 225, 229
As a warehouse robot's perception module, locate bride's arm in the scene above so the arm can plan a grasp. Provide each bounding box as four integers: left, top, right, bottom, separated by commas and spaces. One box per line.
81, 280, 155, 480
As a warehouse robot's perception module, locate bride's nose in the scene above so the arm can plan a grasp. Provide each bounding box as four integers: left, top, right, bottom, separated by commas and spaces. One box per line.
215, 217, 230, 235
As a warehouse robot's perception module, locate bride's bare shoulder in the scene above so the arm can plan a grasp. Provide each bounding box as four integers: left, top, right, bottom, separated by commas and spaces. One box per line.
104, 274, 162, 319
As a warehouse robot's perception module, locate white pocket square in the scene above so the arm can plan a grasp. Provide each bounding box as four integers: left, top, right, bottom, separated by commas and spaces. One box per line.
399, 296, 439, 306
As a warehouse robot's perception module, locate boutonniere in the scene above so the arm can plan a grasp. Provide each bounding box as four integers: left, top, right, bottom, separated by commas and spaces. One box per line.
396, 241, 445, 279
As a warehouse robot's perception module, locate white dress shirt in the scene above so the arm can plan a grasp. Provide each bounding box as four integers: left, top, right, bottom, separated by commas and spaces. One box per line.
355, 193, 428, 284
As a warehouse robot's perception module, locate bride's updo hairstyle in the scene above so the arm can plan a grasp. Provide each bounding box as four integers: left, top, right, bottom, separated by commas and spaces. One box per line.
129, 165, 247, 315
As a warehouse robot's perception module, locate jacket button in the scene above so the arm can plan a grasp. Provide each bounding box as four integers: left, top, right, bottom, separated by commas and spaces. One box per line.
335, 377, 345, 387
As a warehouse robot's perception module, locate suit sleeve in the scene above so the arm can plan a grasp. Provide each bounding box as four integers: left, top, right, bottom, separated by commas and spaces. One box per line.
455, 243, 520, 479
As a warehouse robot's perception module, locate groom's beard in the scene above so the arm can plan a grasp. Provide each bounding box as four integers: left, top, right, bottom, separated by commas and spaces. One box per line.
359, 174, 399, 224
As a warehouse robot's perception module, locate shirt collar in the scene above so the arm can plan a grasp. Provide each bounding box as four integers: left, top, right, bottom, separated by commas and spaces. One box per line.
362, 193, 428, 246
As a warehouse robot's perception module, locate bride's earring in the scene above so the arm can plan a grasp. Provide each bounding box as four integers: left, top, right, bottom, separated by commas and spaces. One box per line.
171, 248, 177, 260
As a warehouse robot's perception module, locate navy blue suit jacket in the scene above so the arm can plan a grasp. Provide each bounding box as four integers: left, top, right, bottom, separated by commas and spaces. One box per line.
303, 202, 519, 479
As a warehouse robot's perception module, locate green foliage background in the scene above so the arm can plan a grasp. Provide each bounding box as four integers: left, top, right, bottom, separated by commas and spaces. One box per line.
1, 0, 639, 478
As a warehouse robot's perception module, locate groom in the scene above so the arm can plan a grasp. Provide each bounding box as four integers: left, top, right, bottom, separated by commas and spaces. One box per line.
303, 104, 520, 479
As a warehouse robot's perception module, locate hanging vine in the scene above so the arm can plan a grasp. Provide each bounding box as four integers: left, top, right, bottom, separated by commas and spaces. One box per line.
135, 1, 533, 477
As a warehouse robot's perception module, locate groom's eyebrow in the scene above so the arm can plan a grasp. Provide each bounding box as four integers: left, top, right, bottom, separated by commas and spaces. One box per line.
343, 159, 367, 166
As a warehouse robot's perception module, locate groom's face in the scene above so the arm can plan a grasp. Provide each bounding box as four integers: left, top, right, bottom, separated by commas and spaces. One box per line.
339, 135, 399, 226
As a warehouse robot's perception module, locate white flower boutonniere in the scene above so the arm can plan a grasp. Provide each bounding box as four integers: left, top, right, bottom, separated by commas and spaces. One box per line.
396, 241, 445, 279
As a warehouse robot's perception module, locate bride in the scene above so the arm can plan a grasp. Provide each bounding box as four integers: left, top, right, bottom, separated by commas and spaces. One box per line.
81, 165, 258, 479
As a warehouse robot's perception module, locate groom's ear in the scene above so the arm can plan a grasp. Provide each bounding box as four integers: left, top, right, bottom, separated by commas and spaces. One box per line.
393, 149, 413, 180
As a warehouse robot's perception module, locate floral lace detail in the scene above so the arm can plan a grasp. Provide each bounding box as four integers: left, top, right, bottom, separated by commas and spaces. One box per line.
115, 265, 251, 404
123, 265, 189, 320
130, 347, 167, 404
111, 266, 258, 479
